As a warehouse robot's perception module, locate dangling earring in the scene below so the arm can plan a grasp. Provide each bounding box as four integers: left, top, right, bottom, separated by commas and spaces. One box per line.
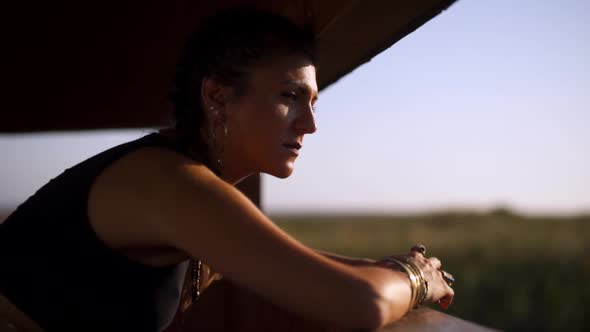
216, 123, 228, 176
209, 105, 227, 175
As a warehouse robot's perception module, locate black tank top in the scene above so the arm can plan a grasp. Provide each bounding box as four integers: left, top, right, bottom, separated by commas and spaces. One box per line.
0, 133, 194, 331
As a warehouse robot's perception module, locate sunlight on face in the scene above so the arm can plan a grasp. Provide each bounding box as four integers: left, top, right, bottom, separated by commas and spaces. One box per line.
224, 55, 318, 179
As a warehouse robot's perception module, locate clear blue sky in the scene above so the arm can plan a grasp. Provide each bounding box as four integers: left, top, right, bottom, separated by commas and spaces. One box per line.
1, 0, 589, 216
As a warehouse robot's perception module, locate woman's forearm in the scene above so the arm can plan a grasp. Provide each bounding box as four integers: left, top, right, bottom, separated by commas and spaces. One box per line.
312, 250, 415, 327
315, 251, 419, 326
347, 264, 414, 327
315, 249, 376, 266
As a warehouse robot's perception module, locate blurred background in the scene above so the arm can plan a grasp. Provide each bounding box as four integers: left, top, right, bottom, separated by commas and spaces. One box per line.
1, 0, 589, 330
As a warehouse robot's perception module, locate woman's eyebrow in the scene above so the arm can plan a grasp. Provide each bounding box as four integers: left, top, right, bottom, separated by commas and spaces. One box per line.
281, 79, 319, 99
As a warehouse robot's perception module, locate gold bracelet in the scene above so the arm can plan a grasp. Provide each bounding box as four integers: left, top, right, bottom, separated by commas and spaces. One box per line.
404, 260, 429, 306
383, 258, 424, 309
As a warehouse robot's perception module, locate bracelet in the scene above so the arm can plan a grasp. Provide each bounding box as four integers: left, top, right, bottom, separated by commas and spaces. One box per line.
404, 260, 429, 306
382, 258, 428, 309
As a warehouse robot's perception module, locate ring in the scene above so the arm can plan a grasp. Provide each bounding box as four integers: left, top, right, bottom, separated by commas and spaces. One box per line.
411, 244, 427, 256
441, 270, 454, 286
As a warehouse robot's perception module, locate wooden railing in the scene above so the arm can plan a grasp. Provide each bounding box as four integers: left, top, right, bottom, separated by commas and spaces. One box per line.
164, 175, 496, 331
166, 279, 496, 332
380, 307, 497, 332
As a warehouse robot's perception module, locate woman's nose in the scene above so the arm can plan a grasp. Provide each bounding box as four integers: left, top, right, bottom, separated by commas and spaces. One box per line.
295, 104, 317, 134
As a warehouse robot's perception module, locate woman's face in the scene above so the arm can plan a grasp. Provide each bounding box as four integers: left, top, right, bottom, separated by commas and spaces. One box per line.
223, 54, 318, 180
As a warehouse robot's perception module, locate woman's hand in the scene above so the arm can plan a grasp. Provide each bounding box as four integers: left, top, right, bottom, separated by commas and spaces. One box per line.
376, 245, 454, 309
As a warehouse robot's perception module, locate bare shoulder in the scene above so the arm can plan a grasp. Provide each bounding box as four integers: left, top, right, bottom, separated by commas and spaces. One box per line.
87, 146, 220, 259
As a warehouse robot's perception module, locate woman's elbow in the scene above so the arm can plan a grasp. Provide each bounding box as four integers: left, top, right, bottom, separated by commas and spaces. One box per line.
337, 282, 392, 330
356, 299, 389, 331
344, 277, 411, 330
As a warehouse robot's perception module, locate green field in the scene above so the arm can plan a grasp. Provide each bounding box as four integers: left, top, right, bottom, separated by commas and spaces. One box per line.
2, 209, 588, 330
274, 210, 590, 332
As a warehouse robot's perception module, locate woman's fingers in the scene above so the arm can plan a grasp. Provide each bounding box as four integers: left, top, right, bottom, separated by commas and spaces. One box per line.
410, 244, 426, 255
433, 269, 454, 308
428, 257, 441, 269
377, 249, 455, 308
439, 280, 455, 309
440, 270, 454, 286
438, 292, 454, 310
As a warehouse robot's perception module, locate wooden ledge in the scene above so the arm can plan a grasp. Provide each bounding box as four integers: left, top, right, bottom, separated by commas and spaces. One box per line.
380, 307, 497, 332
166, 279, 496, 332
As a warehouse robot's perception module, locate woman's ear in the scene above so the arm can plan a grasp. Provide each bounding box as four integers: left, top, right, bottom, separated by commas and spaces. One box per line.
201, 77, 232, 112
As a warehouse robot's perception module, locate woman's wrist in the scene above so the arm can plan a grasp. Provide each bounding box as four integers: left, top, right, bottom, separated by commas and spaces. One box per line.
377, 258, 428, 309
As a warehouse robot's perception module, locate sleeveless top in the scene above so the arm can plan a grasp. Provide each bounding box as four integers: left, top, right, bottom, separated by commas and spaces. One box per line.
0, 133, 195, 332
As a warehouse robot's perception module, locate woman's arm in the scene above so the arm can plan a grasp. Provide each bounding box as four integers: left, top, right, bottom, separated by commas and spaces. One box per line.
315, 249, 376, 267
151, 157, 411, 328
88, 148, 445, 329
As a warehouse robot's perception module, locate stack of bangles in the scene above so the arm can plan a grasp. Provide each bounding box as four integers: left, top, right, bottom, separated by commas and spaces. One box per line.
381, 257, 428, 309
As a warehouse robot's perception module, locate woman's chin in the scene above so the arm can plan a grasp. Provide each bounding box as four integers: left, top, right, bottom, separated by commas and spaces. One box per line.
267, 162, 295, 179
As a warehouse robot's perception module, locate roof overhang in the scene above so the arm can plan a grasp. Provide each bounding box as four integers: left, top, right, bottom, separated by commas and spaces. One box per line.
1, 0, 456, 132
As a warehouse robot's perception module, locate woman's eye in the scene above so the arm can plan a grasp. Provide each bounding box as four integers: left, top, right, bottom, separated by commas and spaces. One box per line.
282, 92, 298, 101
282, 92, 317, 113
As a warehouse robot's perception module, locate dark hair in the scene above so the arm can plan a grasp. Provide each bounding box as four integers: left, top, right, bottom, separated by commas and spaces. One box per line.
169, 8, 317, 165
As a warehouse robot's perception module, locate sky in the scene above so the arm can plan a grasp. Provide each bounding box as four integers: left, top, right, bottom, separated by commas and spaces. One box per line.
1, 0, 589, 216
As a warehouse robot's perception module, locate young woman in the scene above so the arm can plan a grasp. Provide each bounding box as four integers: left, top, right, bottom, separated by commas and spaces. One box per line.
0, 9, 454, 331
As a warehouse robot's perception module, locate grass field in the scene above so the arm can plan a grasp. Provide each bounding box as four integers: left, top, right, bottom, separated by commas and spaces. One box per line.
274, 210, 590, 332
3, 209, 588, 330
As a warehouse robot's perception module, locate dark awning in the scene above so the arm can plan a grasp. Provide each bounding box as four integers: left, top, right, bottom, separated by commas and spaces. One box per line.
1, 0, 456, 133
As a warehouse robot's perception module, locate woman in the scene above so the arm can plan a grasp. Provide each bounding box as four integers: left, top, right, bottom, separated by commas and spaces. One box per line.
0, 9, 454, 331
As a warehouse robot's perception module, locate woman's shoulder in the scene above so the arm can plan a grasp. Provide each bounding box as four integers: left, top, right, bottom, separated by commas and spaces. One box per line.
90, 131, 210, 190
86, 133, 218, 253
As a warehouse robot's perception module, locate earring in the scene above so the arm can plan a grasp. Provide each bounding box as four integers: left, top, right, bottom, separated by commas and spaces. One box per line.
217, 122, 227, 172
208, 105, 226, 175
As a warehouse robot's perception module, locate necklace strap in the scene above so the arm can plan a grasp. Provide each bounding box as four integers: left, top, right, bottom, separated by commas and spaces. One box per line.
191, 259, 202, 303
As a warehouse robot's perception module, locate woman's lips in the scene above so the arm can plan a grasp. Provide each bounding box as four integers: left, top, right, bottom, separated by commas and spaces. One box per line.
283, 142, 302, 156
